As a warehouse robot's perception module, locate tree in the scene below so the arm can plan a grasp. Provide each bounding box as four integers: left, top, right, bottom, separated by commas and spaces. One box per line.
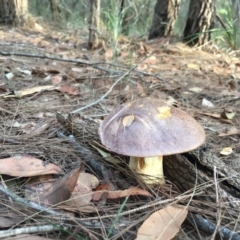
0, 0, 28, 25
183, 0, 216, 46
149, 0, 216, 46
88, 0, 101, 49
50, 0, 62, 22
149, 0, 181, 40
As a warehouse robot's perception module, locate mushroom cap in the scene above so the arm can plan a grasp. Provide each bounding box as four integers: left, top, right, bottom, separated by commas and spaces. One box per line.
99, 98, 205, 157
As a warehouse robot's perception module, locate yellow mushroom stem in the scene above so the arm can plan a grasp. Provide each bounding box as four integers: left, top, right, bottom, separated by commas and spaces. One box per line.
129, 156, 164, 184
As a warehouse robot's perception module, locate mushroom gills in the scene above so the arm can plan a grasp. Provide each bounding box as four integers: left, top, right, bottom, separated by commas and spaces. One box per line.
129, 156, 164, 184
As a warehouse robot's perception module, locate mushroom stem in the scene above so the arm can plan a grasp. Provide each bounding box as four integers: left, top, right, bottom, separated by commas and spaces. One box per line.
129, 156, 164, 184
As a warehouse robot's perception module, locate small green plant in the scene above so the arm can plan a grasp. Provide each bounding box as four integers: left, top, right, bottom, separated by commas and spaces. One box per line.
106, 196, 129, 239
101, 1, 125, 44
214, 1, 240, 50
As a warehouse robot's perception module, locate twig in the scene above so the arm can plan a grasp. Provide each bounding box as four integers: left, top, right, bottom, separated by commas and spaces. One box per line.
0, 185, 60, 216
214, 166, 219, 204
0, 51, 119, 74
0, 224, 66, 239
211, 165, 220, 240
71, 64, 138, 113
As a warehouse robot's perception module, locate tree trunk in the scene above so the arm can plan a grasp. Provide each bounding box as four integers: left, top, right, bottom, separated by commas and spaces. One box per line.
183, 0, 216, 46
0, 0, 28, 25
50, 0, 62, 22
149, 0, 181, 40
88, 0, 101, 49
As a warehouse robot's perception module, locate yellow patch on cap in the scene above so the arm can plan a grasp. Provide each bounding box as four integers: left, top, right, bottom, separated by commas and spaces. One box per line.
122, 115, 135, 127
157, 106, 171, 119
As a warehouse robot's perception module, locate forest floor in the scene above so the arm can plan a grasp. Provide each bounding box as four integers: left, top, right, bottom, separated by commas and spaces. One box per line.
0, 24, 240, 240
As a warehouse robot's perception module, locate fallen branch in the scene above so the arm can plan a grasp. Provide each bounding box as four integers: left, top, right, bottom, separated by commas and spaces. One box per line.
0, 225, 65, 239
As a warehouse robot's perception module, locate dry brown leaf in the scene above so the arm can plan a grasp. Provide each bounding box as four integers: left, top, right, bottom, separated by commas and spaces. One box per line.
199, 112, 233, 124
4, 85, 57, 98
59, 84, 79, 95
30, 167, 82, 206
137, 81, 146, 97
187, 63, 199, 70
136, 204, 188, 240
0, 155, 61, 177
145, 56, 157, 65
213, 65, 225, 75
0, 215, 24, 228
25, 175, 55, 201
218, 127, 240, 137
105, 49, 114, 61
51, 75, 63, 85
92, 186, 152, 201
63, 172, 99, 212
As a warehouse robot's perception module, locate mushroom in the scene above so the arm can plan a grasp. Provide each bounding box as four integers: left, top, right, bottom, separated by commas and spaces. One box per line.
99, 98, 205, 184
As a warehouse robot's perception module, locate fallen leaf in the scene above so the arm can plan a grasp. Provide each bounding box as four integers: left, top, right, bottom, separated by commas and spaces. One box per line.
145, 56, 157, 64
51, 75, 63, 85
15, 68, 32, 76
137, 81, 146, 97
59, 84, 79, 95
4, 121, 49, 135
105, 49, 114, 61
90, 144, 122, 164
25, 175, 55, 201
0, 155, 61, 177
64, 172, 99, 212
93, 186, 152, 201
218, 127, 240, 137
220, 147, 233, 155
5, 72, 14, 80
189, 87, 202, 93
0, 215, 24, 228
187, 63, 199, 70
199, 112, 233, 124
4, 85, 57, 98
136, 204, 188, 240
29, 167, 82, 206
202, 98, 214, 108
220, 108, 236, 120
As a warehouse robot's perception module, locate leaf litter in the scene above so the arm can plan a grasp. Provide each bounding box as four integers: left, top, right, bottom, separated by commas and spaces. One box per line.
0, 25, 240, 240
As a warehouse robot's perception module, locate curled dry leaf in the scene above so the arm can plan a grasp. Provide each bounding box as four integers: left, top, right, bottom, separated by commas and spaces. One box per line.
218, 127, 240, 137
25, 175, 55, 202
136, 204, 188, 240
3, 85, 57, 98
92, 186, 152, 201
64, 172, 99, 212
59, 84, 79, 95
28, 167, 82, 206
0, 155, 61, 177
199, 112, 233, 124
